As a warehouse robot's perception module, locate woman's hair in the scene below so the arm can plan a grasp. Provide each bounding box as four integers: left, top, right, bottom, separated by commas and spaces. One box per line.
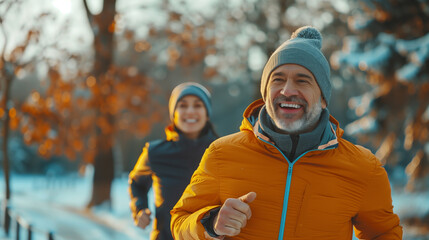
202, 121, 219, 138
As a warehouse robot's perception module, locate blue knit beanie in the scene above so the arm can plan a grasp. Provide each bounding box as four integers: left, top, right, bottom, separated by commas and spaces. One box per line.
260, 26, 331, 105
169, 82, 212, 122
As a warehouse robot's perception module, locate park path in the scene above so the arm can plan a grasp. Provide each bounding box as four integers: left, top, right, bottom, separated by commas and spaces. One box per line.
0, 174, 150, 240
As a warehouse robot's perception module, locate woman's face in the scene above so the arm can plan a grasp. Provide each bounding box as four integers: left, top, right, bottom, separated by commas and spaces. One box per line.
173, 95, 208, 139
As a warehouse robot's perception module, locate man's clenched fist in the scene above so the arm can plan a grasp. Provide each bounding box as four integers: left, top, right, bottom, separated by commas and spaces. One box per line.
213, 192, 257, 237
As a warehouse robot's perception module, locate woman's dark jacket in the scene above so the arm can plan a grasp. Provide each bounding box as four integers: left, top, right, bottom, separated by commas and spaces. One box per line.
128, 124, 217, 240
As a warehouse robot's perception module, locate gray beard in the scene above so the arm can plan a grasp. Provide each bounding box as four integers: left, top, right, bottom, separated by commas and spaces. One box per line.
268, 99, 323, 134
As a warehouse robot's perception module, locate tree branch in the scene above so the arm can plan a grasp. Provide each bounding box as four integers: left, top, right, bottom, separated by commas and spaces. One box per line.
0, 0, 15, 62
83, 0, 95, 34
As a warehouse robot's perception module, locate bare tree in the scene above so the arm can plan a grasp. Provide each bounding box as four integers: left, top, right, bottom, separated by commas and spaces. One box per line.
0, 0, 42, 232
82, 0, 117, 208
1, 0, 42, 205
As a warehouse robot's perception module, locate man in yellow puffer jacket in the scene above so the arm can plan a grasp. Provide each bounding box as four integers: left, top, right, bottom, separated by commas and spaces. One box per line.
170, 26, 402, 240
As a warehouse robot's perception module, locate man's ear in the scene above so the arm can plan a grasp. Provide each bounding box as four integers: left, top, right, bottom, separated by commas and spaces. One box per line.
322, 98, 327, 109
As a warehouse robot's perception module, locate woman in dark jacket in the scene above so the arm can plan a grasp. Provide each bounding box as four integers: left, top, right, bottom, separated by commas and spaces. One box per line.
128, 82, 218, 240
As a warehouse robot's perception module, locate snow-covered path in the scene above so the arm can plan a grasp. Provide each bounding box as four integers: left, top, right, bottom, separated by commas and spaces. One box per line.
10, 197, 133, 240
1, 173, 152, 240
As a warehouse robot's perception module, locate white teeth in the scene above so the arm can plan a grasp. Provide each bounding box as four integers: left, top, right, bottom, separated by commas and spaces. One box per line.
280, 103, 300, 109
185, 119, 197, 123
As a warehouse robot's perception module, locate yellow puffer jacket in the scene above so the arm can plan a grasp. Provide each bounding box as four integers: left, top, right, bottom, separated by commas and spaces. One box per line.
171, 99, 402, 240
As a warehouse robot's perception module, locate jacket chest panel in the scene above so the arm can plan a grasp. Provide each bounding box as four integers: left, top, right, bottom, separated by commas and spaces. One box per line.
289, 161, 363, 238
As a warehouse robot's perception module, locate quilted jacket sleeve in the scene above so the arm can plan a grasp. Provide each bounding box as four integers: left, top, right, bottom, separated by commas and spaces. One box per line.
352, 154, 403, 239
170, 143, 222, 240
128, 142, 153, 220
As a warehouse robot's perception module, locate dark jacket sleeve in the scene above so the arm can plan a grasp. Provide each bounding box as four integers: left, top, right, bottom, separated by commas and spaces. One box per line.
128, 142, 153, 220
352, 154, 403, 239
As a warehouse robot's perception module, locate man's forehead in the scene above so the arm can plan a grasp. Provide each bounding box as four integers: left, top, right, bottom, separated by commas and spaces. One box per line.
270, 64, 316, 79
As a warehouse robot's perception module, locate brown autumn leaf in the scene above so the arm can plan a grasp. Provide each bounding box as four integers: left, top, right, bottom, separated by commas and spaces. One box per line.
169, 12, 182, 21
83, 150, 96, 164
27, 30, 40, 41
167, 59, 177, 69
9, 115, 20, 130
124, 29, 134, 40
9, 46, 25, 62
108, 21, 116, 33
38, 145, 50, 158
137, 120, 151, 135
204, 67, 218, 79
73, 140, 84, 152
135, 41, 152, 52
148, 26, 157, 36
64, 148, 76, 161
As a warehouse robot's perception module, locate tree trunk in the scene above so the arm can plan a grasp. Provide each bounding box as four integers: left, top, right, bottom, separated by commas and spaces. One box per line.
84, 0, 117, 208
87, 130, 115, 208
1, 82, 11, 201
1, 64, 13, 234
1, 62, 13, 201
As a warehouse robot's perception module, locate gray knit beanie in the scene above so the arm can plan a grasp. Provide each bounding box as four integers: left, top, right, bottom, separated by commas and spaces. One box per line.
169, 82, 212, 122
260, 26, 331, 105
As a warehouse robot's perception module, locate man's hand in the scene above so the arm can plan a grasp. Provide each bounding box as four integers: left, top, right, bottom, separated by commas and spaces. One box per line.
135, 208, 151, 229
213, 192, 257, 237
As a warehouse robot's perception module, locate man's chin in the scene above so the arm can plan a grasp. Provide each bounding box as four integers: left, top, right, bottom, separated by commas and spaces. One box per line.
275, 120, 305, 134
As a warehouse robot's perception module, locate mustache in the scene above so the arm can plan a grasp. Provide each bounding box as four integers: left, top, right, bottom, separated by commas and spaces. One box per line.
273, 96, 307, 106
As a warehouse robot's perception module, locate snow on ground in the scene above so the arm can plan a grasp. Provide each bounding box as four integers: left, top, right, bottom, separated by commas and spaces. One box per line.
1, 172, 153, 240
392, 189, 429, 240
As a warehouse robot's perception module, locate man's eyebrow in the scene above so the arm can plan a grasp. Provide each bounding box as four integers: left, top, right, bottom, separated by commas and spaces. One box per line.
296, 73, 313, 79
271, 72, 285, 78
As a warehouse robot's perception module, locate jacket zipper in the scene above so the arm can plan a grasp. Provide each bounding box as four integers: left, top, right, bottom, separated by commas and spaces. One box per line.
289, 135, 299, 161
258, 137, 336, 240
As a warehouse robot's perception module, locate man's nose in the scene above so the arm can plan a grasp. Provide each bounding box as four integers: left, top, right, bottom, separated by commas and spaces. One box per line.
280, 81, 298, 96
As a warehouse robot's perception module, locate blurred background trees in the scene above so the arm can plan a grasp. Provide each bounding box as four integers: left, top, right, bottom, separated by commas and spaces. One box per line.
331, 0, 429, 190
1, 0, 63, 203
1, 0, 428, 236
331, 0, 429, 232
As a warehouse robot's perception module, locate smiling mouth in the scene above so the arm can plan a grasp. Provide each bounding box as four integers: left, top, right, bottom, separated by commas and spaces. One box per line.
279, 103, 302, 110
184, 119, 197, 123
